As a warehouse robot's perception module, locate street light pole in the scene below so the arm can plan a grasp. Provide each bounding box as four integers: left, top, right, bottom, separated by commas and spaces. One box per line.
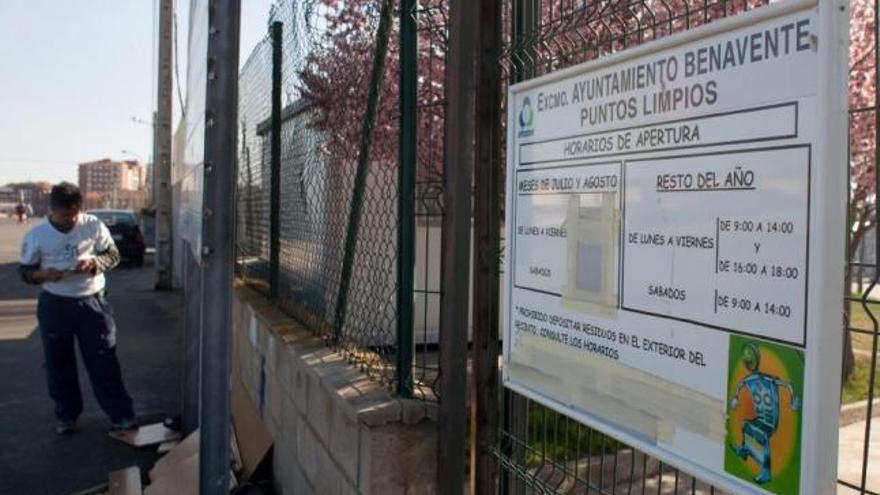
130, 117, 154, 163
120, 150, 142, 162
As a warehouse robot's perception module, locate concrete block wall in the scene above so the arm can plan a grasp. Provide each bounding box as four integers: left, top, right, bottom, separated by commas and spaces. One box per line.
232, 285, 438, 495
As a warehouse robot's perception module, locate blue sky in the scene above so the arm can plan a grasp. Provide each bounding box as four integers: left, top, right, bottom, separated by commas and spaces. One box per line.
0, 0, 273, 185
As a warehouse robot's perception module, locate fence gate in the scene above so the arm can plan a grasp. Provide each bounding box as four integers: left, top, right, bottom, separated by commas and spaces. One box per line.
492, 1, 879, 494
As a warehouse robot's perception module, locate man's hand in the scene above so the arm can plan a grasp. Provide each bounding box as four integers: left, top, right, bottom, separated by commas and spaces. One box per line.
33, 268, 64, 283
74, 258, 96, 274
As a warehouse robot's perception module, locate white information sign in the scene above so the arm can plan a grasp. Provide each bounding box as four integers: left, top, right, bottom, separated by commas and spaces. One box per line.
502, 2, 848, 494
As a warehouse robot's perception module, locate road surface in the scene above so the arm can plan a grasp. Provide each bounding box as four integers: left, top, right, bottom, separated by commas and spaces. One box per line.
0, 217, 182, 494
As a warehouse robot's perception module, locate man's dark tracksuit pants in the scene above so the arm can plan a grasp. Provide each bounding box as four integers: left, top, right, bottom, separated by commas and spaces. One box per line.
37, 290, 134, 424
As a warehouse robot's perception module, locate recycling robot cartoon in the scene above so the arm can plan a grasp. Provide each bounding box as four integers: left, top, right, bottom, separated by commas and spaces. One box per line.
728, 342, 801, 485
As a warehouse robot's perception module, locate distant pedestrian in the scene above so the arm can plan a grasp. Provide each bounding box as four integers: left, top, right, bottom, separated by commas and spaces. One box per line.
14, 202, 26, 224
18, 182, 135, 435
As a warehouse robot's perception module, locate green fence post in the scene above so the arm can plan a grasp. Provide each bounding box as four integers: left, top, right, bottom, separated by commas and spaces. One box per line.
502, 2, 538, 494
269, 21, 283, 298
397, 0, 417, 398
334, 0, 396, 344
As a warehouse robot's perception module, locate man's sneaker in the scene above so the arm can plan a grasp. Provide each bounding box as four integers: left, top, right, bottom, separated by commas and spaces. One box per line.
55, 421, 77, 435
109, 417, 137, 431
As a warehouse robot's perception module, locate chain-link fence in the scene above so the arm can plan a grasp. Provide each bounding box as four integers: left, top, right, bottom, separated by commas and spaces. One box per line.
237, 32, 272, 293
232, 0, 879, 492
235, 0, 447, 398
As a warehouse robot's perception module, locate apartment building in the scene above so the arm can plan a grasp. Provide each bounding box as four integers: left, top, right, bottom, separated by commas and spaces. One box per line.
78, 158, 149, 210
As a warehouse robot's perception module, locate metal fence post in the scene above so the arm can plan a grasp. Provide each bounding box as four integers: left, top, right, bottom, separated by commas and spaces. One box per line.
501, 3, 538, 494
199, 1, 240, 493
333, 0, 395, 344
269, 21, 283, 298
470, 0, 502, 492
855, 3, 880, 490
439, 0, 478, 492
397, 0, 417, 398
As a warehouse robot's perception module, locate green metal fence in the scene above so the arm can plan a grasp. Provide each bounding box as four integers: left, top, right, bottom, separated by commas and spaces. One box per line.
235, 0, 448, 399
232, 0, 879, 492
843, 1, 880, 494
494, 1, 746, 491
237, 30, 272, 293
494, 1, 879, 494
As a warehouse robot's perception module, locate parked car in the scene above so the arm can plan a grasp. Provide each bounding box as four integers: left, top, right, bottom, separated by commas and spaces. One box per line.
89, 209, 146, 266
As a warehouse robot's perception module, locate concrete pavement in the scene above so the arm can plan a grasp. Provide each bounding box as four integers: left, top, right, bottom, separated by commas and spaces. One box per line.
838, 419, 880, 494
0, 218, 182, 494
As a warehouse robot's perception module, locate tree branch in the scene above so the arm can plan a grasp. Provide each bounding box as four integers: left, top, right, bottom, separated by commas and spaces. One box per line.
851, 44, 876, 74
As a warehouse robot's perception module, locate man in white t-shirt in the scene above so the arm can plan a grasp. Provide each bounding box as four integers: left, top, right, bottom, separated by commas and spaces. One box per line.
19, 183, 135, 434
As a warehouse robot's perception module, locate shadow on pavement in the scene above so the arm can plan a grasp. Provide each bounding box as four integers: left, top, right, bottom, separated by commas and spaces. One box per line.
0, 262, 39, 302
